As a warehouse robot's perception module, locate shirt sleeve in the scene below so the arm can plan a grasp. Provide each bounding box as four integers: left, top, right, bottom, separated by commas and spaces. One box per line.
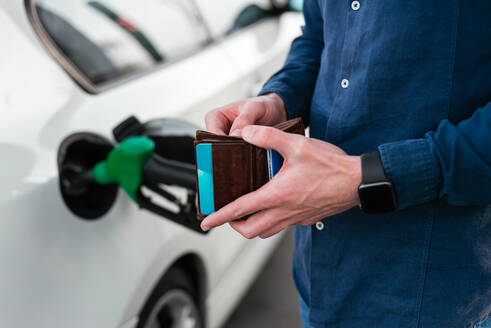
258, 0, 324, 126
378, 101, 491, 209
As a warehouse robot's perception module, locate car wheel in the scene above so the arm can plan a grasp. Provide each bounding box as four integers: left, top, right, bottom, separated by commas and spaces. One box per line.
138, 267, 203, 328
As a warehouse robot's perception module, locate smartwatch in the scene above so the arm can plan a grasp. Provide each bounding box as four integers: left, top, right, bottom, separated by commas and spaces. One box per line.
358, 152, 398, 214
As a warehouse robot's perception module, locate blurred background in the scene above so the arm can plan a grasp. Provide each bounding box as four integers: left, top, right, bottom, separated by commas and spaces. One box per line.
0, 0, 304, 327
225, 230, 301, 328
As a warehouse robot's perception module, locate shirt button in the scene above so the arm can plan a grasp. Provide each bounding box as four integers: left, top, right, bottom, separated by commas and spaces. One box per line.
341, 78, 350, 88
315, 221, 325, 231
351, 1, 360, 11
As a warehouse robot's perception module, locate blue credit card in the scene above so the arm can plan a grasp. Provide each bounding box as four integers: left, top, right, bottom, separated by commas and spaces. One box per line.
267, 149, 283, 180
196, 144, 215, 215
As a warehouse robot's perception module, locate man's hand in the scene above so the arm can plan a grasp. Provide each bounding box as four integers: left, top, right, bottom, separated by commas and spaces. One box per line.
200, 125, 362, 238
205, 93, 287, 136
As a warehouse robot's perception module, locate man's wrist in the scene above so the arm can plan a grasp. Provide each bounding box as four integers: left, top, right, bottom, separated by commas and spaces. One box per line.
345, 155, 362, 206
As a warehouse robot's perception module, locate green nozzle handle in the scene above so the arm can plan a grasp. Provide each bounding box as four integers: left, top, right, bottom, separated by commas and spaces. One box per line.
93, 136, 155, 202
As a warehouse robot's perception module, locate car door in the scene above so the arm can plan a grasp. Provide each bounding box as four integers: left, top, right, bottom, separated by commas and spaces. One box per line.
194, 0, 304, 98
0, 1, 257, 327
33, 0, 255, 286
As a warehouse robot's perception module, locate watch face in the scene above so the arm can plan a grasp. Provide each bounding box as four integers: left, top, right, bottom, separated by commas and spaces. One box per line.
358, 181, 398, 214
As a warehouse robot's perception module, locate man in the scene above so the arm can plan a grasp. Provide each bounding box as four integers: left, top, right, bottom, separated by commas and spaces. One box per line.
201, 1, 491, 327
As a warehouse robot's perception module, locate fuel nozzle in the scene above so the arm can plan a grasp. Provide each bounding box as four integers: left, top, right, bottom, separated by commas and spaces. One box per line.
80, 136, 204, 233
92, 136, 155, 202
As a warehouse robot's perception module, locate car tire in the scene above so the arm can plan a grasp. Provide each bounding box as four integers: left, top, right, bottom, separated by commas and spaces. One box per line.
137, 267, 203, 328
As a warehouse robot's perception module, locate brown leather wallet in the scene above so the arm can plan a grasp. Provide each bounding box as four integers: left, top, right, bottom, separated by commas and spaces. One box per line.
194, 118, 305, 220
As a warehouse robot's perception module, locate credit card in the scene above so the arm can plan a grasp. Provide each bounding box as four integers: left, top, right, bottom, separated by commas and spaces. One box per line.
196, 143, 215, 215
267, 149, 283, 180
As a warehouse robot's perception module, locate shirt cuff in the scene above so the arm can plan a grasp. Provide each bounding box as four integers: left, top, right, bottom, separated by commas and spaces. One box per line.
378, 137, 442, 210
259, 83, 310, 125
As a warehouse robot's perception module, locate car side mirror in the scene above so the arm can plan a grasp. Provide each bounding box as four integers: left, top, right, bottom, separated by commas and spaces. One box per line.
289, 0, 303, 11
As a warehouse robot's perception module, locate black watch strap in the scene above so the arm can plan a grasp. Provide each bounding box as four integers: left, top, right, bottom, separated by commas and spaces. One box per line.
361, 152, 388, 184
359, 151, 398, 213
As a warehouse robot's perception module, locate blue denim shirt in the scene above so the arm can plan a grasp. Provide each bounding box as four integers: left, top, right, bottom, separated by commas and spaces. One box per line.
260, 1, 491, 327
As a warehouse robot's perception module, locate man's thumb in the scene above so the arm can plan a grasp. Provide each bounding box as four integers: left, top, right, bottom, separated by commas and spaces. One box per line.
242, 125, 295, 157
229, 112, 257, 136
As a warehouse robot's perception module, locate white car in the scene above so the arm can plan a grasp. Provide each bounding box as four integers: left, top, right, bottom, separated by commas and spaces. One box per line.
0, 0, 303, 327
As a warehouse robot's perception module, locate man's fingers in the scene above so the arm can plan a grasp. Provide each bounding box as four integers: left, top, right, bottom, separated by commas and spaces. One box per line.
229, 207, 286, 239
205, 110, 233, 135
298, 219, 316, 227
241, 125, 302, 158
259, 217, 296, 239
200, 186, 277, 231
229, 111, 260, 136
257, 210, 317, 239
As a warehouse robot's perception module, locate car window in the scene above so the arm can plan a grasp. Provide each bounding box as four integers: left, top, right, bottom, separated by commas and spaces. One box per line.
194, 0, 282, 38
30, 0, 211, 91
